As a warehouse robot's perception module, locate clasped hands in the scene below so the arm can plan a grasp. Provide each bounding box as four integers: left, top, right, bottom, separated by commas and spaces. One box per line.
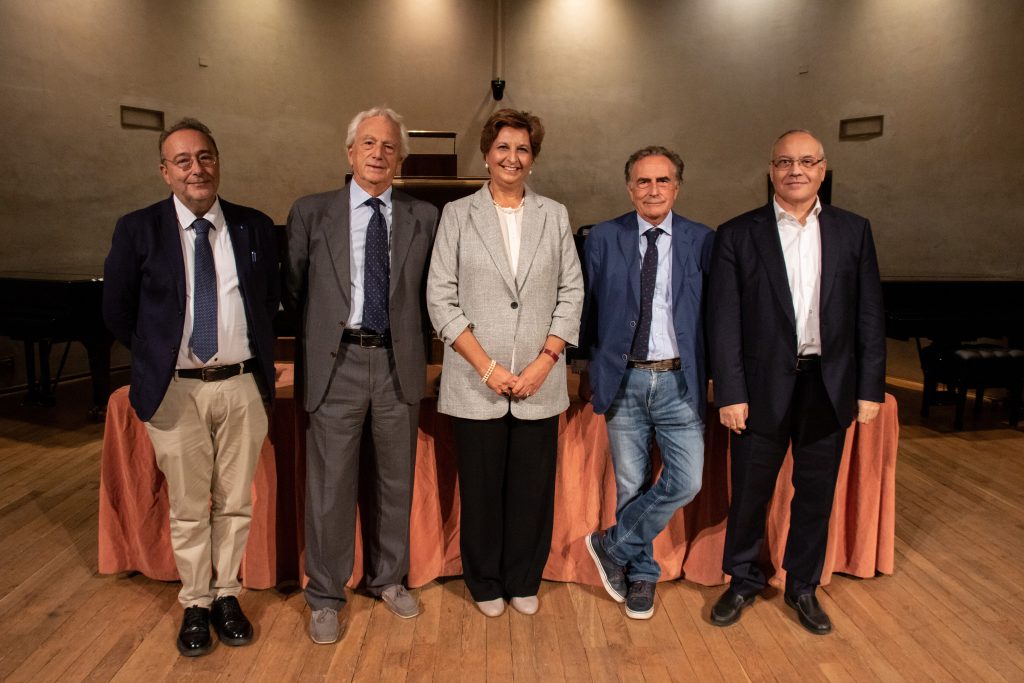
484, 356, 553, 399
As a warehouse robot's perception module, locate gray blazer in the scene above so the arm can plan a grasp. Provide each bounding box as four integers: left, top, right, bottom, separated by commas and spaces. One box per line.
285, 183, 439, 411
427, 184, 584, 420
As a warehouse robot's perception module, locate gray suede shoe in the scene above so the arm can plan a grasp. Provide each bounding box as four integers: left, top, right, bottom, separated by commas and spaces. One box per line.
309, 607, 341, 644
381, 584, 420, 619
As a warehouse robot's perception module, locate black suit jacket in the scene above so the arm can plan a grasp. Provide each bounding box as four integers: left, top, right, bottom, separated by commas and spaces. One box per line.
708, 203, 885, 432
103, 195, 280, 421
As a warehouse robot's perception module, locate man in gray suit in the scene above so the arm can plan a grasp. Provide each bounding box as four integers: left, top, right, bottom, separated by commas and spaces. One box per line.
285, 106, 439, 644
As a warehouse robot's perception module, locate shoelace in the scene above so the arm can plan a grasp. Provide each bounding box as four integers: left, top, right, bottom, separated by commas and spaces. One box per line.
183, 607, 208, 632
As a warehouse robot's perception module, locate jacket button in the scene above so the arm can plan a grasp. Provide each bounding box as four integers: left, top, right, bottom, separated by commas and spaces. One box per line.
330, 351, 336, 358
621, 354, 628, 361
510, 302, 519, 309
629, 320, 636, 327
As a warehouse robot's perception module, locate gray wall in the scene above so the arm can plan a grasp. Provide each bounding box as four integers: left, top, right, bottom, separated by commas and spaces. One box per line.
1, 0, 1022, 384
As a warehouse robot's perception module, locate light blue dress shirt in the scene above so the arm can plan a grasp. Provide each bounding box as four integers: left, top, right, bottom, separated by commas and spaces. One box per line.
347, 182, 394, 329
636, 213, 678, 361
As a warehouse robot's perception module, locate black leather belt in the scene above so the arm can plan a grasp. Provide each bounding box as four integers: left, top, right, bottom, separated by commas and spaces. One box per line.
626, 357, 681, 371
796, 354, 821, 372
176, 358, 257, 382
341, 328, 392, 348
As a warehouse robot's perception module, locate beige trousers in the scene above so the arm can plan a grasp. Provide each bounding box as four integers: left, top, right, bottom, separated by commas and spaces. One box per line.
145, 372, 267, 608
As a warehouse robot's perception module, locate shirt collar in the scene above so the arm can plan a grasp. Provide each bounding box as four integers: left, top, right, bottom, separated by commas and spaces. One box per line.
173, 194, 223, 230
773, 195, 822, 225
350, 181, 393, 210
636, 211, 673, 236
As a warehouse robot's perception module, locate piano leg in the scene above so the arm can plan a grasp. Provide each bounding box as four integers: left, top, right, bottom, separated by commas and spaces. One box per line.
20, 340, 56, 407
84, 335, 113, 421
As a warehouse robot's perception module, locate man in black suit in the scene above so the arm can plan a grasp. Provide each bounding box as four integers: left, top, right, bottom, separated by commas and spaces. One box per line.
707, 130, 885, 635
103, 118, 280, 656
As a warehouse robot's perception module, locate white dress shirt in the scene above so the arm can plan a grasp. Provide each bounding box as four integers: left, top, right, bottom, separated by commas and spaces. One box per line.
347, 182, 394, 329
775, 196, 822, 356
173, 195, 252, 369
636, 212, 678, 361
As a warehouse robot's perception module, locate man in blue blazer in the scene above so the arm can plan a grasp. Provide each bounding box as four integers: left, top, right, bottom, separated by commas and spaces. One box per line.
103, 118, 280, 657
707, 130, 885, 635
581, 146, 714, 620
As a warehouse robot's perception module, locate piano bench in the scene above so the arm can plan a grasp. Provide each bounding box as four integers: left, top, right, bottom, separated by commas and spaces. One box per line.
921, 343, 1023, 430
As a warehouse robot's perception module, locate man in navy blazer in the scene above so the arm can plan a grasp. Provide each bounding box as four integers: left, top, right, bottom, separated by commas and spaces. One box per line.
581, 146, 714, 620
707, 130, 885, 635
103, 118, 280, 657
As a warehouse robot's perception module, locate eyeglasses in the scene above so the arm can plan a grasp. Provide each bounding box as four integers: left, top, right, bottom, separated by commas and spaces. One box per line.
771, 157, 824, 170
162, 153, 219, 172
632, 178, 678, 190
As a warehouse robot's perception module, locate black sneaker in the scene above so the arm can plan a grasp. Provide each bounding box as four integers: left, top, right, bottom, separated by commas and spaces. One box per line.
177, 606, 212, 657
585, 531, 626, 603
625, 580, 656, 620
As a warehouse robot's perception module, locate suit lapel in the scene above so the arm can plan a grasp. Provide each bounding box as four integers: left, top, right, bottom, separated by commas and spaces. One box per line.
670, 213, 695, 305
750, 204, 797, 329
513, 189, 545, 288
324, 187, 352, 306
469, 185, 518, 296
615, 214, 641, 311
159, 196, 187, 309
389, 192, 415, 297
221, 199, 251, 288
818, 206, 839, 309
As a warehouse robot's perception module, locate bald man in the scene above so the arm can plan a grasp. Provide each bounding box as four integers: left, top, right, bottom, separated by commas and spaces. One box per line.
707, 130, 885, 635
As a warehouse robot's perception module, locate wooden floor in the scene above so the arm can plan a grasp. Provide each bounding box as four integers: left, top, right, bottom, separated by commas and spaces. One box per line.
1, 380, 1022, 682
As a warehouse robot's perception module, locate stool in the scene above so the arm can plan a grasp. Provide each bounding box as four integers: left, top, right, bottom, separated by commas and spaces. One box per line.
921, 343, 1023, 430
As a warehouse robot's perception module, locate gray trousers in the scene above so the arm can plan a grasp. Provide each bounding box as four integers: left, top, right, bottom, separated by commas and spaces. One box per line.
303, 344, 419, 611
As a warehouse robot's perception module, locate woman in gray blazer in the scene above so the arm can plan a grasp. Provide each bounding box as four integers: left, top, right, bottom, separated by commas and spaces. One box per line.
427, 109, 584, 617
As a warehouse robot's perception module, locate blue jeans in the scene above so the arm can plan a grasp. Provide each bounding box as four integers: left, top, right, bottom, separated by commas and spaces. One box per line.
602, 367, 704, 583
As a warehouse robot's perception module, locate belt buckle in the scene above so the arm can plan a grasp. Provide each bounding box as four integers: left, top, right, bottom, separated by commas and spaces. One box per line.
359, 334, 377, 348
200, 366, 216, 382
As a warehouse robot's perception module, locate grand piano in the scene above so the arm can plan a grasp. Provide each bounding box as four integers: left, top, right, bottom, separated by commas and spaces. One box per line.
0, 271, 112, 419
882, 279, 1024, 427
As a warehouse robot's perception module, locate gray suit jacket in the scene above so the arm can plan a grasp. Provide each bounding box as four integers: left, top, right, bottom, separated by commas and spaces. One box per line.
427, 184, 584, 420
285, 183, 439, 411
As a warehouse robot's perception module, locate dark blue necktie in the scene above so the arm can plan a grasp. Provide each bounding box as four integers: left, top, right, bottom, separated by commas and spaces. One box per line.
362, 197, 390, 333
190, 218, 218, 362
630, 227, 662, 361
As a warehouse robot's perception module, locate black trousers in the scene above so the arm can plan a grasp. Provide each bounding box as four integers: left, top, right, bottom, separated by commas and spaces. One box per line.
451, 413, 559, 601
722, 363, 847, 597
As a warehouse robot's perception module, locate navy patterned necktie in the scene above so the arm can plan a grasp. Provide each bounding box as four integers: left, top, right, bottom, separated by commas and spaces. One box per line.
630, 227, 663, 360
362, 197, 390, 333
190, 218, 218, 362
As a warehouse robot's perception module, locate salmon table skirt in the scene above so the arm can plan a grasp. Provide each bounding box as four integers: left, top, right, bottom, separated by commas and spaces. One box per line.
98, 367, 898, 590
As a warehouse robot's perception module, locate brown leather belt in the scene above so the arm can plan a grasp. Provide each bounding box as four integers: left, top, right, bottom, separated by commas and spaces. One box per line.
626, 357, 681, 371
341, 328, 392, 348
796, 354, 821, 372
176, 358, 257, 382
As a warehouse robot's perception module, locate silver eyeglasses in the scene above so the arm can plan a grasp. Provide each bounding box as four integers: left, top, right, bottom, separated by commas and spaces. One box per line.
163, 153, 219, 171
771, 157, 824, 170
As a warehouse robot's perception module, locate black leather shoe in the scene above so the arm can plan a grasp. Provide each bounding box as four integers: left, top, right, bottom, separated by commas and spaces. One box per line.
710, 588, 756, 626
177, 606, 212, 657
785, 592, 832, 635
211, 596, 254, 646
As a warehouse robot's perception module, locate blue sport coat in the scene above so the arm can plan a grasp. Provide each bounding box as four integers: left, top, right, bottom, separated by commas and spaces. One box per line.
103, 195, 280, 421
581, 211, 714, 417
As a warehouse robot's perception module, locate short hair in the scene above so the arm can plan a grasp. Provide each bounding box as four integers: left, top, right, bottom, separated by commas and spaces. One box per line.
159, 118, 218, 158
479, 109, 546, 158
771, 129, 826, 159
624, 146, 684, 183
346, 107, 410, 158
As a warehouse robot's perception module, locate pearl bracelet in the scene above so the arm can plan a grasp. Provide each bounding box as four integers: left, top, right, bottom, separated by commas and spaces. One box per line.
481, 359, 497, 383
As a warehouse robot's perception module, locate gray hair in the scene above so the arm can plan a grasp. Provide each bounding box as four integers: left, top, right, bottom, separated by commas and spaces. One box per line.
345, 106, 410, 158
624, 146, 684, 183
159, 117, 218, 158
771, 129, 825, 159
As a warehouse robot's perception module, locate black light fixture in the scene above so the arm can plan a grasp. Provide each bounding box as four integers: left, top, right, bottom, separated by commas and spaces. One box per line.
491, 79, 506, 101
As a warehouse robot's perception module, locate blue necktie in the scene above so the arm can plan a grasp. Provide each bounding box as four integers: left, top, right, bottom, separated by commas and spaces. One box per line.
362, 197, 390, 333
190, 218, 218, 362
630, 227, 662, 361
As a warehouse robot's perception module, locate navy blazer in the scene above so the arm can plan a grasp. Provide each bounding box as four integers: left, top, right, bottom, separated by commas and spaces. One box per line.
707, 203, 886, 432
581, 211, 715, 417
103, 195, 280, 422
